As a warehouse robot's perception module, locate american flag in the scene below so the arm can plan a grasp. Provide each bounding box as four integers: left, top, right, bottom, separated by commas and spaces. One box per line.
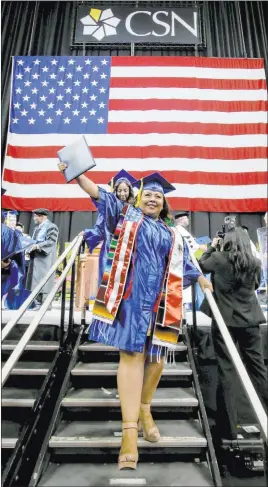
2, 55, 267, 212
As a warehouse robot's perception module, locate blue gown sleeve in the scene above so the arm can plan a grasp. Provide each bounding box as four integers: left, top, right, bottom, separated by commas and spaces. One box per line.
91, 187, 124, 235
183, 240, 202, 289
84, 212, 105, 253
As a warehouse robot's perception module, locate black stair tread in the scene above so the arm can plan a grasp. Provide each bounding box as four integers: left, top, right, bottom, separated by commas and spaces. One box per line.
62, 387, 198, 407
39, 461, 213, 486
1, 361, 50, 374
2, 340, 59, 351
51, 418, 206, 443
72, 361, 192, 376
79, 342, 187, 352
2, 387, 38, 406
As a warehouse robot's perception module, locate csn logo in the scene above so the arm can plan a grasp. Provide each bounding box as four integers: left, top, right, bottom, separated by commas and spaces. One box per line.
80, 8, 198, 40
80, 8, 121, 41
125, 10, 198, 38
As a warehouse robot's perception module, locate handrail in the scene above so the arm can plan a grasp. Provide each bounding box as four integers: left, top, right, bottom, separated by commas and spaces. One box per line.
2, 235, 82, 342
204, 288, 268, 443
1, 235, 83, 386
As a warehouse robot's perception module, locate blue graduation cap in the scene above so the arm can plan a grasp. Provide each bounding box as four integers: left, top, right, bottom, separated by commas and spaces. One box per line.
196, 236, 211, 245
108, 169, 137, 190
1, 188, 6, 196
133, 172, 175, 208
2, 210, 18, 218
133, 172, 176, 195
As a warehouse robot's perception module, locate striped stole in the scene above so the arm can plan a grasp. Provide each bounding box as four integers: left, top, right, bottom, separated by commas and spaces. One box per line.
92, 205, 143, 324
92, 208, 184, 349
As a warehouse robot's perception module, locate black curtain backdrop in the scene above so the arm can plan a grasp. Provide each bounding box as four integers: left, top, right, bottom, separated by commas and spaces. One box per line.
1, 1, 268, 251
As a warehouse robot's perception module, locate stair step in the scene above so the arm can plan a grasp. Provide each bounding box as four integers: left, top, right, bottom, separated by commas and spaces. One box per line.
72, 362, 192, 376
1, 420, 21, 448
50, 419, 206, 448
39, 461, 213, 486
62, 387, 198, 408
2, 340, 59, 351
1, 438, 17, 449
2, 388, 38, 407
79, 342, 187, 352
1, 361, 50, 375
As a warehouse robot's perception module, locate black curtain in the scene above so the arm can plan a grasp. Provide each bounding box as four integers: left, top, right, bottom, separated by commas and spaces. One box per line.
2, 1, 267, 250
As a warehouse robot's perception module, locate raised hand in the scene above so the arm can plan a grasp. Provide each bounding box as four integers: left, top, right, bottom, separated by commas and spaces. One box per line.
58, 162, 67, 173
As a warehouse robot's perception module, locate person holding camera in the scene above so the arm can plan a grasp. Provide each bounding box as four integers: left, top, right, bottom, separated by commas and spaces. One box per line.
199, 227, 267, 443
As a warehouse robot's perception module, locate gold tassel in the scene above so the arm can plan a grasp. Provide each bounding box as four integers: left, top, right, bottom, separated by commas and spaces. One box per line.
110, 177, 114, 192
135, 178, 143, 207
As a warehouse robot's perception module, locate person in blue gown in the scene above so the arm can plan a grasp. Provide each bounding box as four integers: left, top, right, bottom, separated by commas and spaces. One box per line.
83, 169, 136, 286
57, 163, 213, 471
1, 220, 25, 302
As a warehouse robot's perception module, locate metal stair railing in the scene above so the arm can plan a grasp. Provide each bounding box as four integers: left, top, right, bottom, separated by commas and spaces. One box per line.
204, 288, 267, 444
1, 234, 83, 387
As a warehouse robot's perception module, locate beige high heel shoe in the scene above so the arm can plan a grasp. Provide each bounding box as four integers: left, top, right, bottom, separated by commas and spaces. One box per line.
118, 422, 139, 470
138, 402, 160, 443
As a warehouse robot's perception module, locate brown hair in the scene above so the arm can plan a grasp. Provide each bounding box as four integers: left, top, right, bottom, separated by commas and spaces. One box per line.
113, 180, 134, 203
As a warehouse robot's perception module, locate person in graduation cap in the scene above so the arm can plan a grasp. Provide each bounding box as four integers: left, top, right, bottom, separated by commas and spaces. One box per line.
3, 210, 18, 230
83, 169, 137, 287
57, 166, 212, 471
26, 208, 59, 308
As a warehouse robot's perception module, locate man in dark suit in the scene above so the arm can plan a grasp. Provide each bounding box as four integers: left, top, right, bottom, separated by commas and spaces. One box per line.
199, 231, 267, 442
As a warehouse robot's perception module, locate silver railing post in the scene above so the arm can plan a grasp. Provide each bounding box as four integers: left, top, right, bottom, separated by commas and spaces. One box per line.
2, 236, 81, 342
1, 235, 83, 386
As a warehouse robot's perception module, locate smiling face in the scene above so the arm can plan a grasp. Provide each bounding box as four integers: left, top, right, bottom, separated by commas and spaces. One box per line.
116, 181, 130, 202
138, 189, 164, 219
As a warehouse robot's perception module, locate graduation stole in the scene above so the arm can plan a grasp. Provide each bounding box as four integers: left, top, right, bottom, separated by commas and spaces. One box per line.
92, 206, 184, 348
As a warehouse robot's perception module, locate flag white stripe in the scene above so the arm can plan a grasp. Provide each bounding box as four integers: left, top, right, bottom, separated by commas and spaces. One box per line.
111, 66, 266, 80
4, 156, 267, 174
3, 182, 266, 200
7, 132, 267, 148
108, 110, 267, 124
109, 88, 267, 101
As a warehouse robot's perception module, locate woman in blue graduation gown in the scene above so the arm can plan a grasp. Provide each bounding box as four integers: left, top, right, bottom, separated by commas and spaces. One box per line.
57, 163, 213, 471
83, 169, 136, 287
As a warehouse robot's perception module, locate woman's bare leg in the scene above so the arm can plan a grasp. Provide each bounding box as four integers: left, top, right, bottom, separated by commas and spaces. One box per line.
139, 356, 165, 441
117, 350, 146, 467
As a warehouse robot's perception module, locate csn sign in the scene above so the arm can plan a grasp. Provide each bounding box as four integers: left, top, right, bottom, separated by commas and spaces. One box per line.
75, 6, 201, 44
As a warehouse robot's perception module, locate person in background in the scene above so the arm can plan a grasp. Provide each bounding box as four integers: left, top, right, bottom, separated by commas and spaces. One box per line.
26, 209, 59, 309
83, 169, 137, 286
174, 211, 209, 312
241, 225, 260, 259
1, 218, 25, 305
57, 163, 213, 471
199, 228, 267, 446
174, 211, 208, 253
3, 210, 18, 230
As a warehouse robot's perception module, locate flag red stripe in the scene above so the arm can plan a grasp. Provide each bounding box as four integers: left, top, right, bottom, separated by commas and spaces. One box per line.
110, 77, 267, 90
2, 195, 266, 213
109, 99, 268, 112
4, 168, 267, 187
108, 122, 268, 136
7, 144, 268, 160
111, 57, 264, 69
